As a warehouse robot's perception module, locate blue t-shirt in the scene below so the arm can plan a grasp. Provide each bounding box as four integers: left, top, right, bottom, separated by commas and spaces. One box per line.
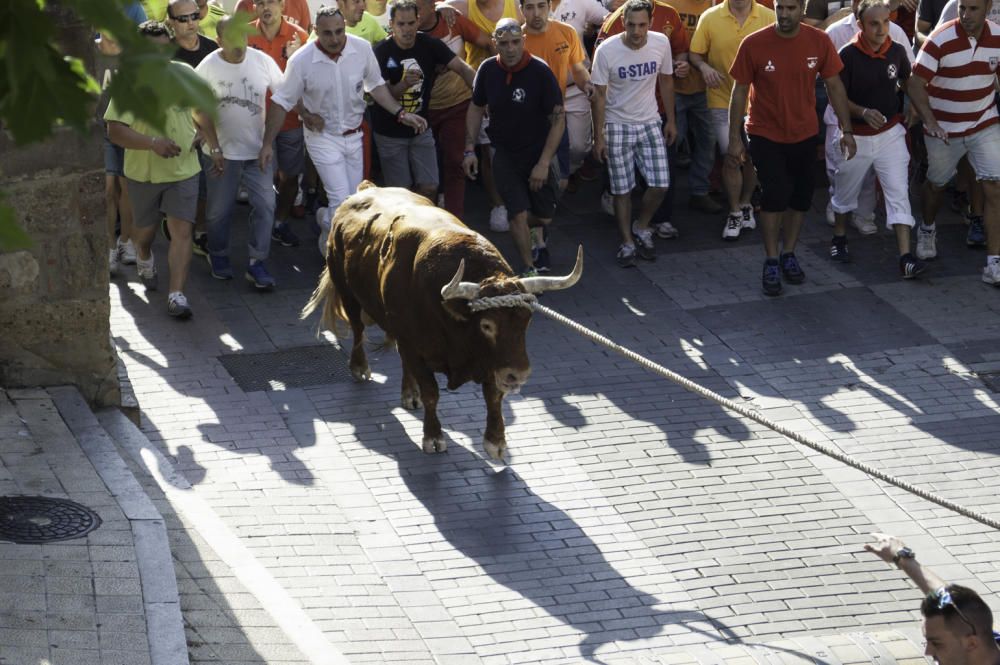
472, 55, 562, 156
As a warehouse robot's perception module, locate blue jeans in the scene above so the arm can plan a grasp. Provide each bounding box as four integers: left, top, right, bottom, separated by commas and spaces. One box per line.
656, 91, 715, 222
206, 157, 275, 261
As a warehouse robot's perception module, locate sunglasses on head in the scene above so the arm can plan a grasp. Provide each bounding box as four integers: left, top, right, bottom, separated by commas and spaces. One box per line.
932, 588, 977, 636
171, 11, 201, 22
493, 21, 523, 38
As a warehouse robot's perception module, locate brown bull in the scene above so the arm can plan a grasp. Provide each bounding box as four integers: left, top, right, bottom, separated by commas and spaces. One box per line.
301, 183, 582, 461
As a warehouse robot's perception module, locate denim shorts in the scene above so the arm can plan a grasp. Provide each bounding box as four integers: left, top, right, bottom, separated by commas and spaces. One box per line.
103, 136, 125, 176
925, 123, 1000, 187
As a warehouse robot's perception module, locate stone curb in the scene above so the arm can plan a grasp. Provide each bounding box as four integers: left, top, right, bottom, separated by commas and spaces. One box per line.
48, 386, 189, 665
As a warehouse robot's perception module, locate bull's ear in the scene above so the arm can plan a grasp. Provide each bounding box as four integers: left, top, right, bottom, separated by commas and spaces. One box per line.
441, 299, 470, 321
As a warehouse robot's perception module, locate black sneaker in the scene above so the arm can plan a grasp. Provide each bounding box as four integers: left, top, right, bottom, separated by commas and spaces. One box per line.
966, 215, 986, 248
272, 222, 301, 247
533, 247, 551, 273
899, 253, 926, 279
830, 236, 850, 262
192, 233, 209, 257
762, 259, 782, 296
779, 252, 805, 284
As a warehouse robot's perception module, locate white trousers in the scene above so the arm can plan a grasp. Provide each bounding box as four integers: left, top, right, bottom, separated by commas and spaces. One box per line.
830, 123, 914, 228
826, 122, 878, 219
565, 89, 593, 175
307, 131, 364, 215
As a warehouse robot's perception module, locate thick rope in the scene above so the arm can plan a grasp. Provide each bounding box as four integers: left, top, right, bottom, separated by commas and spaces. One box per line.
468, 293, 538, 312
532, 301, 1000, 532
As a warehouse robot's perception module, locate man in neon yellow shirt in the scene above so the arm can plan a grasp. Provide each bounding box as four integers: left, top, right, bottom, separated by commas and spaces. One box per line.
104, 21, 224, 319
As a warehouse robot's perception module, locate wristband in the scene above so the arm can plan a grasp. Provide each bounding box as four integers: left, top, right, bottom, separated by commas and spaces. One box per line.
210, 147, 223, 155
463, 150, 475, 157
395, 107, 406, 122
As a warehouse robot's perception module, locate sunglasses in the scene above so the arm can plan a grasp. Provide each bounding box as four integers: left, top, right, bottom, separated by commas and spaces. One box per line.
493, 21, 523, 38
170, 12, 201, 22
932, 588, 977, 636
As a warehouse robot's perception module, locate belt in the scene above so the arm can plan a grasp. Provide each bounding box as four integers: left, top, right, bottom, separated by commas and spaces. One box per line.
342, 125, 363, 136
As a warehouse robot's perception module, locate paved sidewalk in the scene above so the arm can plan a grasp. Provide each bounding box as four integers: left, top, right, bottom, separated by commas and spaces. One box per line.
105, 171, 1000, 663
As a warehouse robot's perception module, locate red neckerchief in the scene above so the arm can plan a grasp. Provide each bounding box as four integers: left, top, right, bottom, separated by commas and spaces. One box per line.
316, 40, 342, 61
496, 51, 532, 84
850, 32, 892, 59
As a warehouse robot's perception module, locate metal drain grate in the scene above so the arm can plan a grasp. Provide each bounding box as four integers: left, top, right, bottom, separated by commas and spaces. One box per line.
218, 344, 353, 392
0, 496, 102, 544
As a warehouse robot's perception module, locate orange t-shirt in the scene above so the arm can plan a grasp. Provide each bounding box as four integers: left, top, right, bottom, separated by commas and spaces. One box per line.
525, 20, 585, 95
597, 1, 688, 112
664, 0, 714, 94
729, 23, 842, 143
235, 0, 312, 33
248, 19, 310, 132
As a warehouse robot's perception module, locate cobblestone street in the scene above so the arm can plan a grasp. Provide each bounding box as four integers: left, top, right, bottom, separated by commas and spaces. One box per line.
96, 172, 1000, 664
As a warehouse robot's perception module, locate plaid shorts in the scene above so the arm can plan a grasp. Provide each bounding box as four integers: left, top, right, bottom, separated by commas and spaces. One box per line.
605, 121, 670, 195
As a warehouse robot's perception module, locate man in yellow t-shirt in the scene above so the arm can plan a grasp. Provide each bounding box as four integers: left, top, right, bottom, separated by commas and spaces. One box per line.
523, 0, 594, 207
104, 21, 223, 319
689, 0, 774, 240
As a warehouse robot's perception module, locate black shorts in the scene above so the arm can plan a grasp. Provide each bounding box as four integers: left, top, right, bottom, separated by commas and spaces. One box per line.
747, 134, 818, 213
492, 146, 560, 220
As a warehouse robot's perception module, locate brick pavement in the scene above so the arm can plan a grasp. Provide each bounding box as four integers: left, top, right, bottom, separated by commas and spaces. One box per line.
106, 169, 1000, 663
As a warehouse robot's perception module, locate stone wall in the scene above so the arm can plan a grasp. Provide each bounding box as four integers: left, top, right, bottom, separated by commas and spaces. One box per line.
0, 125, 120, 407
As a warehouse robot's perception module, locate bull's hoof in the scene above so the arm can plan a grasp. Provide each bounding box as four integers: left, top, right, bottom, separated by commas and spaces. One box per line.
422, 435, 447, 454
401, 387, 422, 410
483, 438, 506, 462
350, 363, 372, 381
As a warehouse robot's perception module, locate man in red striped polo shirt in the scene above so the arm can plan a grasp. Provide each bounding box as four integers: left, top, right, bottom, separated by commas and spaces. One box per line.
908, 0, 1000, 285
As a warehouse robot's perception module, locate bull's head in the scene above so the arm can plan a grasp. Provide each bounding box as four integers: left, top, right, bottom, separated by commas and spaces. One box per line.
440, 246, 583, 394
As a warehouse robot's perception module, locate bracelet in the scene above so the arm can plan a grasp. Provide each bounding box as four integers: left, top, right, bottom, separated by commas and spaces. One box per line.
150, 136, 158, 149
394, 107, 406, 122
861, 108, 869, 118
463, 150, 475, 157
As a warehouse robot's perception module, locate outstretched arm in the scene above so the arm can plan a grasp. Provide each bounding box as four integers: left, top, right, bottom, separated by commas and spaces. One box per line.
865, 532, 947, 595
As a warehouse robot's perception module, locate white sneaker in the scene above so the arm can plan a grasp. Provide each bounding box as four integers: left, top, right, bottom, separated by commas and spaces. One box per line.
601, 191, 615, 216
109, 247, 121, 277
741, 205, 756, 230
916, 225, 937, 260
982, 261, 1000, 286
137, 256, 157, 291
167, 291, 192, 319
852, 213, 878, 236
654, 221, 679, 239
723, 212, 742, 240
118, 238, 137, 264
489, 206, 509, 232
825, 202, 835, 227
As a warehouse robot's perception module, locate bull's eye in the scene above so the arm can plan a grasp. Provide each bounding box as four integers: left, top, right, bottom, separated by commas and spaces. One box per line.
479, 319, 497, 340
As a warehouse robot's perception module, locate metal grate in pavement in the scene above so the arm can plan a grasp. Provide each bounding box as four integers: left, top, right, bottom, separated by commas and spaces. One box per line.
0, 496, 102, 544
218, 344, 353, 392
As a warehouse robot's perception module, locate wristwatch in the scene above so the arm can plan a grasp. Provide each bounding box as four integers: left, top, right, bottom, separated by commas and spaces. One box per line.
893, 547, 915, 566
210, 147, 223, 155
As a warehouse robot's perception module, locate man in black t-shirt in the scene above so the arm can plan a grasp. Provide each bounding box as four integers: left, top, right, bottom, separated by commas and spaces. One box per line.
373, 0, 476, 202
463, 19, 565, 276
168, 0, 218, 68
828, 0, 925, 279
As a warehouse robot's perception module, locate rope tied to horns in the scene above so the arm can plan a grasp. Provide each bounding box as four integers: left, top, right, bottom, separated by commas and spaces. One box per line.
467, 293, 538, 312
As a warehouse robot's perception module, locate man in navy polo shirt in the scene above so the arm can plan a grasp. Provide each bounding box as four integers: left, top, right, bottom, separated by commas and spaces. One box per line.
463, 18, 565, 276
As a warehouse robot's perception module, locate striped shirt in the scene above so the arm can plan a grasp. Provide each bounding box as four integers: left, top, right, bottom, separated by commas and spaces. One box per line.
913, 19, 1000, 137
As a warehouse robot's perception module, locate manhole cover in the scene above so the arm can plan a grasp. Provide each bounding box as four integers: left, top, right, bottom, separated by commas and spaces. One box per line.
0, 496, 102, 544
218, 344, 353, 392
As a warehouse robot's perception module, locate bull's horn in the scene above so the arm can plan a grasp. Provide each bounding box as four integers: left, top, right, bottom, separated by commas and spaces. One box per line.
441, 259, 482, 300
520, 245, 584, 294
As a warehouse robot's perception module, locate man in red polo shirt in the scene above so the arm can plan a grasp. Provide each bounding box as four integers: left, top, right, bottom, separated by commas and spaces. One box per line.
248, 0, 309, 247
728, 0, 855, 296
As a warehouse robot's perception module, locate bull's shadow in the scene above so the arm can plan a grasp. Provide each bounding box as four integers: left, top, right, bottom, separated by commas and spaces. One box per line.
341, 407, 736, 663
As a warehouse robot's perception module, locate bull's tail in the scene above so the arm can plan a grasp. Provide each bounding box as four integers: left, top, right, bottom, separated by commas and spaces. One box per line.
300, 268, 349, 338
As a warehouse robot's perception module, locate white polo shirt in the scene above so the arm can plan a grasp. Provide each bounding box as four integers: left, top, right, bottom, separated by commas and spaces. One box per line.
271, 35, 385, 137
